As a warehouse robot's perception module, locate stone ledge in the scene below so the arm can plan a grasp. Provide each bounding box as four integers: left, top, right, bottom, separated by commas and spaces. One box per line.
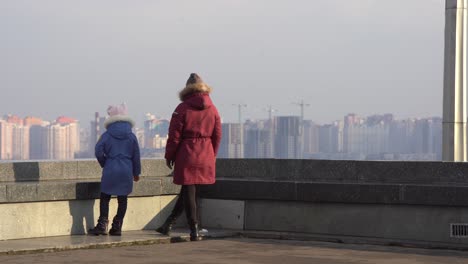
0, 229, 239, 255
0, 159, 172, 182
214, 159, 468, 185
0, 177, 179, 203
199, 179, 468, 206
4, 159, 468, 186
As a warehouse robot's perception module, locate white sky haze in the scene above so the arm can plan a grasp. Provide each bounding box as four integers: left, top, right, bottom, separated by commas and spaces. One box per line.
1, 0, 445, 125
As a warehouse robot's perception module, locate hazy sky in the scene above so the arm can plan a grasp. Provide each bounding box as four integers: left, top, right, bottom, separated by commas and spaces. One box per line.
2, 0, 444, 126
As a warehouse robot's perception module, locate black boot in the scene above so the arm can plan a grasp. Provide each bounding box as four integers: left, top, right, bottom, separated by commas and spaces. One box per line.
109, 217, 123, 236
156, 216, 176, 236
88, 217, 108, 236
189, 223, 201, 241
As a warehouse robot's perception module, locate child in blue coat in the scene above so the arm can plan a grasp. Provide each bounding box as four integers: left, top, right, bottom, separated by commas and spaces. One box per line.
89, 103, 141, 236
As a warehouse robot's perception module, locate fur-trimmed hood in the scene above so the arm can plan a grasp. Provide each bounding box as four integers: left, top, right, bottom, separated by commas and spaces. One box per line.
179, 83, 212, 101
104, 115, 135, 140
104, 115, 135, 129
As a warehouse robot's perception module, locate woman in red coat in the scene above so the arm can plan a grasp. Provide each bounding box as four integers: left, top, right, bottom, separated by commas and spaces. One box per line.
157, 73, 222, 241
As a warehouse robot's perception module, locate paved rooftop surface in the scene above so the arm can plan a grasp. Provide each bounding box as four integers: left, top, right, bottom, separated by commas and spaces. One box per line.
2, 236, 468, 264
1, 229, 468, 263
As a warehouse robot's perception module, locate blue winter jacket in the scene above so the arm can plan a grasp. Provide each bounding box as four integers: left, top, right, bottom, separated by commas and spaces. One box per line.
95, 120, 141, 196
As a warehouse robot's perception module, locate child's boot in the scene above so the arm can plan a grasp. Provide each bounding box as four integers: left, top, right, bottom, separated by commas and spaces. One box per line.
88, 217, 108, 235
109, 216, 123, 236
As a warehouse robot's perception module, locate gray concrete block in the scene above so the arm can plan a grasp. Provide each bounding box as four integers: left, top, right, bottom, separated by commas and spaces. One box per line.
61, 161, 79, 180
350, 160, 394, 183
0, 163, 14, 182
297, 160, 357, 182
0, 184, 6, 202
37, 182, 77, 201
76, 161, 102, 179
140, 159, 172, 177
216, 159, 274, 179
75, 182, 101, 200
401, 185, 468, 206
421, 162, 468, 185
296, 182, 400, 204
35, 161, 64, 180
354, 161, 414, 184
199, 180, 296, 201
6, 183, 38, 202
10, 162, 40, 182
131, 178, 162, 197
160, 177, 181, 195
200, 199, 244, 230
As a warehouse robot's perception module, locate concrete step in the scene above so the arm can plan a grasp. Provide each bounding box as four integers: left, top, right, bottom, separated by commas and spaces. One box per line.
0, 229, 240, 255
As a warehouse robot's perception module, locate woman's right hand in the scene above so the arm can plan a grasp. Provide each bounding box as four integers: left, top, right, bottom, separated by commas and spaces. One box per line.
166, 159, 174, 170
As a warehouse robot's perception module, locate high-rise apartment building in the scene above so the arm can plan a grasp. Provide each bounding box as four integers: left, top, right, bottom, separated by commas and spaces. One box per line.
219, 123, 244, 158
0, 116, 30, 160
303, 120, 319, 155
0, 120, 13, 159
413, 117, 442, 157
12, 125, 29, 160
29, 118, 48, 160
342, 114, 391, 156
319, 122, 342, 153
244, 120, 274, 158
343, 114, 364, 154
389, 119, 415, 154
44, 117, 80, 160
89, 112, 106, 155
274, 116, 302, 159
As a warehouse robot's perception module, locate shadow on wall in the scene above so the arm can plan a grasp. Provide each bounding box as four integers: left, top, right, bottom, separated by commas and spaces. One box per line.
13, 162, 40, 182
67, 181, 183, 234
69, 199, 96, 234
68, 182, 101, 235
143, 196, 180, 230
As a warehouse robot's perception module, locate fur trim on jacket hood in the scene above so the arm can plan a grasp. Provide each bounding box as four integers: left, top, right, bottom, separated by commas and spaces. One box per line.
104, 115, 135, 129
179, 83, 212, 101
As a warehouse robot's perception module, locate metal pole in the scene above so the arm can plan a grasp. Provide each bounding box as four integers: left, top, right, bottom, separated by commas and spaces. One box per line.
443, 0, 468, 161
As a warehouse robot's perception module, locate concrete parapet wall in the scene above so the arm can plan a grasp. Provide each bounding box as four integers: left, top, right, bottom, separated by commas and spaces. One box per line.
2, 158, 468, 247
0, 159, 179, 240
201, 159, 468, 206
0, 195, 178, 240
0, 159, 178, 203
198, 159, 468, 248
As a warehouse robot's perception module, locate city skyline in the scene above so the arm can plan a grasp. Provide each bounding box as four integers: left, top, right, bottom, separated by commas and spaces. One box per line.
2, 0, 444, 126
0, 111, 442, 161
0, 109, 444, 128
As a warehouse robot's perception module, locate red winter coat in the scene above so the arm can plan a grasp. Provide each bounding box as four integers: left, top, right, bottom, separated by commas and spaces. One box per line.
165, 92, 222, 185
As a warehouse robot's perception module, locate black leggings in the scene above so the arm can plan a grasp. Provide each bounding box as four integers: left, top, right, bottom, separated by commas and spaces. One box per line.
99, 192, 128, 220
170, 185, 198, 225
